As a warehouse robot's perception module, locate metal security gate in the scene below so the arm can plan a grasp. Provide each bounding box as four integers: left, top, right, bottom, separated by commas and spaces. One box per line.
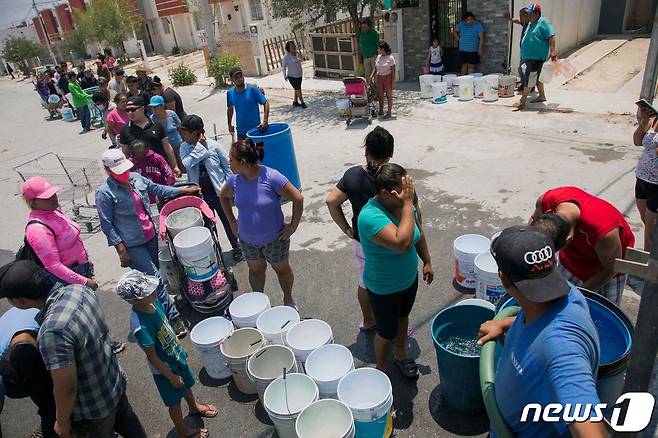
429, 0, 467, 72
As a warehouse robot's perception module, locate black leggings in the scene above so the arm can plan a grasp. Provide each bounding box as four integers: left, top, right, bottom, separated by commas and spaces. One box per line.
367, 275, 418, 340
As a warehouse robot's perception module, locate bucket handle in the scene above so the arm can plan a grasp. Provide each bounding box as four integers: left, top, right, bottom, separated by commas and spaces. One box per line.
250, 339, 263, 347
255, 348, 268, 358
280, 319, 291, 330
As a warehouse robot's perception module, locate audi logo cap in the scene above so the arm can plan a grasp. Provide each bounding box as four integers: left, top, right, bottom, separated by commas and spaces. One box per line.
490, 225, 569, 303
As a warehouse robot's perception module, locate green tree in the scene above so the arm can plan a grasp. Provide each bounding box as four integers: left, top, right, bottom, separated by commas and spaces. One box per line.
60, 27, 89, 61
74, 0, 142, 54
1, 36, 45, 74
270, 0, 380, 31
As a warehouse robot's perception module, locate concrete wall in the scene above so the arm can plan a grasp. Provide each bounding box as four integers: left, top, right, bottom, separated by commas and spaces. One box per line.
402, 0, 431, 80
509, 0, 601, 76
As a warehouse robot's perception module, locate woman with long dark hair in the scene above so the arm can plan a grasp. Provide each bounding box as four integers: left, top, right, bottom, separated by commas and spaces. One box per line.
358, 164, 433, 378
220, 140, 304, 308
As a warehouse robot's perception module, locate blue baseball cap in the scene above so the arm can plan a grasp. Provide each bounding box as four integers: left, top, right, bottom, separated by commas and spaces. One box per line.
527, 3, 541, 13
148, 95, 165, 107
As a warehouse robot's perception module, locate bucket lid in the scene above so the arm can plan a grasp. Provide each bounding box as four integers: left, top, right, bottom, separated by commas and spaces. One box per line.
264, 373, 319, 416
337, 368, 392, 409
190, 317, 233, 347
229, 292, 271, 319
305, 344, 354, 382
172, 226, 211, 249
454, 234, 491, 254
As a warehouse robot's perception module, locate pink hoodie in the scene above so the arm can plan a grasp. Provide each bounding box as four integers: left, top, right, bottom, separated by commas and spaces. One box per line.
26, 209, 89, 285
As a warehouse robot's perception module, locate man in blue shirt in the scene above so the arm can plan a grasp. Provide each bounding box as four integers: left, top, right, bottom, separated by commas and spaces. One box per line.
226, 67, 270, 139
479, 226, 605, 438
453, 12, 485, 74
516, 3, 557, 108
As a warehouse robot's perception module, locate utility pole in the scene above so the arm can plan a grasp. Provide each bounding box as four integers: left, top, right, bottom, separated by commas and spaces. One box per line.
640, 5, 658, 102
198, 0, 217, 58
32, 0, 58, 65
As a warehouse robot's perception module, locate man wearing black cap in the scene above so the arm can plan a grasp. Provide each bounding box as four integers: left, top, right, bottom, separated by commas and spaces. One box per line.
119, 95, 181, 177
479, 226, 605, 438
226, 66, 269, 139
0, 260, 146, 438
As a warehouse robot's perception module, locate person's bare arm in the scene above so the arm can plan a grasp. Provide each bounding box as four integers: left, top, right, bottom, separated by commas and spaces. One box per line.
569, 419, 606, 438
51, 364, 77, 438
634, 109, 654, 145
219, 183, 238, 237
143, 347, 183, 388
478, 316, 516, 345
105, 120, 116, 145
478, 32, 485, 55
326, 187, 353, 238
583, 228, 623, 292
260, 101, 270, 131
453, 28, 460, 42
528, 195, 544, 224
370, 176, 416, 252
549, 35, 557, 61
227, 107, 235, 134
278, 182, 304, 240
161, 138, 181, 177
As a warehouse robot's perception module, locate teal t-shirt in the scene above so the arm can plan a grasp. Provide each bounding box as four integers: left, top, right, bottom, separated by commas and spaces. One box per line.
131, 300, 188, 375
359, 29, 380, 59
358, 199, 420, 294
521, 17, 555, 61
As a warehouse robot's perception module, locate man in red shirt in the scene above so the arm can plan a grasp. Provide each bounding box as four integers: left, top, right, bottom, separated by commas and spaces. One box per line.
529, 186, 635, 305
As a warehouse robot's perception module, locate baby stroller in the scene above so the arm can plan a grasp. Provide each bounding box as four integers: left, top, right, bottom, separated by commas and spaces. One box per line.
159, 188, 236, 314
343, 76, 378, 126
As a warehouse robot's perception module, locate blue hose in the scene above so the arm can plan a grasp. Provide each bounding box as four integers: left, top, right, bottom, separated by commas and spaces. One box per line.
479, 306, 519, 438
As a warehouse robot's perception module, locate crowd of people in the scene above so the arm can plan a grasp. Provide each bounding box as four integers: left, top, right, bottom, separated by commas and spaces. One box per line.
0, 10, 647, 438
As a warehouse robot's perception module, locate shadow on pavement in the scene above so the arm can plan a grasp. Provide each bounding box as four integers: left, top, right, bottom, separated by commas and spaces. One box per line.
428, 384, 490, 436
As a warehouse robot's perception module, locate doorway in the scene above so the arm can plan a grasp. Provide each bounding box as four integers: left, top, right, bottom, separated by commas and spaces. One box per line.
429, 0, 467, 72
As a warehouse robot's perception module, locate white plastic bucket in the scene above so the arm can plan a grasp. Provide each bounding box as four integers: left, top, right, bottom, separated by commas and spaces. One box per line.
305, 344, 355, 399
256, 306, 300, 345
219, 327, 265, 395
455, 298, 496, 312
61, 107, 75, 122
539, 61, 556, 84
443, 74, 458, 95
431, 82, 448, 104
247, 345, 298, 405
285, 319, 334, 368
472, 72, 483, 78
473, 77, 485, 98
172, 226, 218, 282
337, 99, 351, 116
264, 373, 319, 438
419, 74, 434, 98
229, 292, 271, 328
453, 234, 491, 289
474, 251, 506, 306
158, 247, 181, 292
483, 75, 499, 102
296, 399, 355, 438
498, 75, 516, 97
458, 75, 474, 101
190, 317, 234, 379
338, 368, 393, 438
165, 207, 203, 237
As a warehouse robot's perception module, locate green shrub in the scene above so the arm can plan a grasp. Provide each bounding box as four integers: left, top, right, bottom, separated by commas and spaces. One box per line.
171, 46, 181, 55
209, 53, 241, 88
168, 63, 197, 87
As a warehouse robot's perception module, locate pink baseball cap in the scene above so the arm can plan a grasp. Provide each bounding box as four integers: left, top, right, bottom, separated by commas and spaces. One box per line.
21, 176, 61, 201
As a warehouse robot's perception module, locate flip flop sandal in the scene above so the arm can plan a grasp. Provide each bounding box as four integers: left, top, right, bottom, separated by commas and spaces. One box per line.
359, 322, 377, 333
190, 404, 218, 418
181, 429, 209, 438
394, 358, 419, 379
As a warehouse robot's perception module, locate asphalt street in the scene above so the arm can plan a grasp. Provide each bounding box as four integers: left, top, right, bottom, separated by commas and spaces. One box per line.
0, 76, 650, 437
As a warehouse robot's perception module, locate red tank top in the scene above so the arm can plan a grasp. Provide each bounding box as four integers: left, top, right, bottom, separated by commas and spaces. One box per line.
541, 187, 635, 281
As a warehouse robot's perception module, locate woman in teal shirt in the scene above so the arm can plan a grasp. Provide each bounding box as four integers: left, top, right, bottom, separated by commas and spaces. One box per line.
358, 164, 433, 378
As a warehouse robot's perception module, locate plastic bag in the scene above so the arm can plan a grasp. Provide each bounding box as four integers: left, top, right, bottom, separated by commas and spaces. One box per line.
554, 59, 576, 79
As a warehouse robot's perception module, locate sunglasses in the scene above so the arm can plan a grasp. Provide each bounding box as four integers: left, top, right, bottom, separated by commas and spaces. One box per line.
126, 106, 143, 113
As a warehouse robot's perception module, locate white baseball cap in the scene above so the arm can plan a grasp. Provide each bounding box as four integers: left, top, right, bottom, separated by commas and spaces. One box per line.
102, 149, 133, 174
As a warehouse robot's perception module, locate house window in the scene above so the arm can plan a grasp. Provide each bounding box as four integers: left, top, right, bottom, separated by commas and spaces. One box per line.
248, 0, 264, 21
161, 18, 171, 34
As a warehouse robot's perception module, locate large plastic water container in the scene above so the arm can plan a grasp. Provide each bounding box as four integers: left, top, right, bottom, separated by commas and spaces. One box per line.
431, 303, 495, 413
264, 373, 319, 438
431, 82, 448, 104
285, 319, 334, 370
247, 123, 301, 192
256, 305, 300, 345
189, 317, 234, 379
419, 74, 434, 99
498, 75, 516, 98
172, 226, 219, 282
247, 344, 298, 405
443, 74, 458, 95
338, 368, 393, 438
304, 344, 355, 399
458, 75, 474, 101
453, 234, 491, 289
474, 252, 506, 306
296, 399, 355, 438
165, 207, 203, 237
219, 327, 264, 395
483, 75, 499, 102
229, 292, 271, 328
497, 288, 634, 414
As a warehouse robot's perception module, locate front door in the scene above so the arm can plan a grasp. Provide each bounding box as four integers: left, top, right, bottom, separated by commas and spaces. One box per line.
429, 0, 467, 72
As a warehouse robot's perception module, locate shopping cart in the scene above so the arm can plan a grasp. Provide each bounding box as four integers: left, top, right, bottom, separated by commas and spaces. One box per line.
13, 153, 105, 233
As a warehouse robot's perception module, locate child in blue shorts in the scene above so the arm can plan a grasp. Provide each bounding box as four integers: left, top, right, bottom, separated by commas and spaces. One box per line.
117, 270, 217, 438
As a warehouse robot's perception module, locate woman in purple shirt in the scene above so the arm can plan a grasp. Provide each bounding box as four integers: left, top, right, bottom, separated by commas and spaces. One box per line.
220, 140, 304, 308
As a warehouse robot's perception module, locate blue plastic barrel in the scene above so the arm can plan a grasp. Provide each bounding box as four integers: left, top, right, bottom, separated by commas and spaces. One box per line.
497, 288, 633, 412
247, 123, 302, 192
431, 304, 495, 414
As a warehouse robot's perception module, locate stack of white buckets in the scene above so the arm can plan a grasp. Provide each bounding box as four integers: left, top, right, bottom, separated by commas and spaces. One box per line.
188, 292, 394, 438
453, 232, 506, 306
418, 73, 517, 104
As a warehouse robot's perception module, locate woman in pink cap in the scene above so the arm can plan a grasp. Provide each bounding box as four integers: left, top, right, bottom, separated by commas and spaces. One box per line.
21, 176, 126, 354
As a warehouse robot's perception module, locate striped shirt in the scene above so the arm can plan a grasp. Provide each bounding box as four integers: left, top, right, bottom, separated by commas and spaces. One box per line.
457, 21, 485, 52
36, 285, 126, 421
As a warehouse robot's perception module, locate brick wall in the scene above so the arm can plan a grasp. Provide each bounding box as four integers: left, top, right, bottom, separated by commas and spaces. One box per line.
401, 0, 431, 80
467, 0, 510, 74
401, 0, 510, 80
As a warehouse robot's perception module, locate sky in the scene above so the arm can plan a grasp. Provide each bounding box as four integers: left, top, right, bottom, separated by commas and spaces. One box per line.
0, 0, 68, 30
